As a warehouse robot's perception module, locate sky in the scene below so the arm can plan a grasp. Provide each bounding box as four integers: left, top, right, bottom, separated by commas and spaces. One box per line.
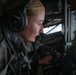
43, 24, 62, 34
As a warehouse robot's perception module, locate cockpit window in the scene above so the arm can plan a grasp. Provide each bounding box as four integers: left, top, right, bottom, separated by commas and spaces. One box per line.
43, 24, 62, 34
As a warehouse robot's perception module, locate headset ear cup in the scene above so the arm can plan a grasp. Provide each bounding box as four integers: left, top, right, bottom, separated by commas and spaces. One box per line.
9, 10, 28, 32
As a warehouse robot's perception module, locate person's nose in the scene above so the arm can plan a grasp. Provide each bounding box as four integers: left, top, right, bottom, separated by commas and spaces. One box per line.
39, 25, 43, 33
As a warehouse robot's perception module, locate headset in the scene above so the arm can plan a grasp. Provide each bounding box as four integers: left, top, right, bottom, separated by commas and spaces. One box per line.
9, 0, 31, 32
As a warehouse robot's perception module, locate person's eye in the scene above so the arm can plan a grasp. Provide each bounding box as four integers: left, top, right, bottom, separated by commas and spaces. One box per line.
38, 22, 43, 26
38, 23, 42, 26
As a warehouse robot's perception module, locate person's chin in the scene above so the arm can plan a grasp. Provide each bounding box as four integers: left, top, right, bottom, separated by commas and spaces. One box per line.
29, 39, 35, 43
32, 39, 35, 42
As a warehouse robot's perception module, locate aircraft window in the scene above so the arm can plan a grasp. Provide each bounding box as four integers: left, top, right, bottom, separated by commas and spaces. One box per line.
43, 24, 62, 34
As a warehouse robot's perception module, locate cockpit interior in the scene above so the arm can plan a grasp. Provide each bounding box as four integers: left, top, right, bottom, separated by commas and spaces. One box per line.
0, 0, 76, 75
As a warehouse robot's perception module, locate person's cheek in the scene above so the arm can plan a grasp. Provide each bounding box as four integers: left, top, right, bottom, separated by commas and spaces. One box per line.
33, 25, 39, 35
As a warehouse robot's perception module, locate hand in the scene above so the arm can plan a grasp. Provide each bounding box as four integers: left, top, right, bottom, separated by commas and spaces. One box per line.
39, 55, 52, 65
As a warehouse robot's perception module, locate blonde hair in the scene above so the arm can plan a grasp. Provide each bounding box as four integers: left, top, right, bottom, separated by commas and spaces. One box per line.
26, 0, 45, 17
